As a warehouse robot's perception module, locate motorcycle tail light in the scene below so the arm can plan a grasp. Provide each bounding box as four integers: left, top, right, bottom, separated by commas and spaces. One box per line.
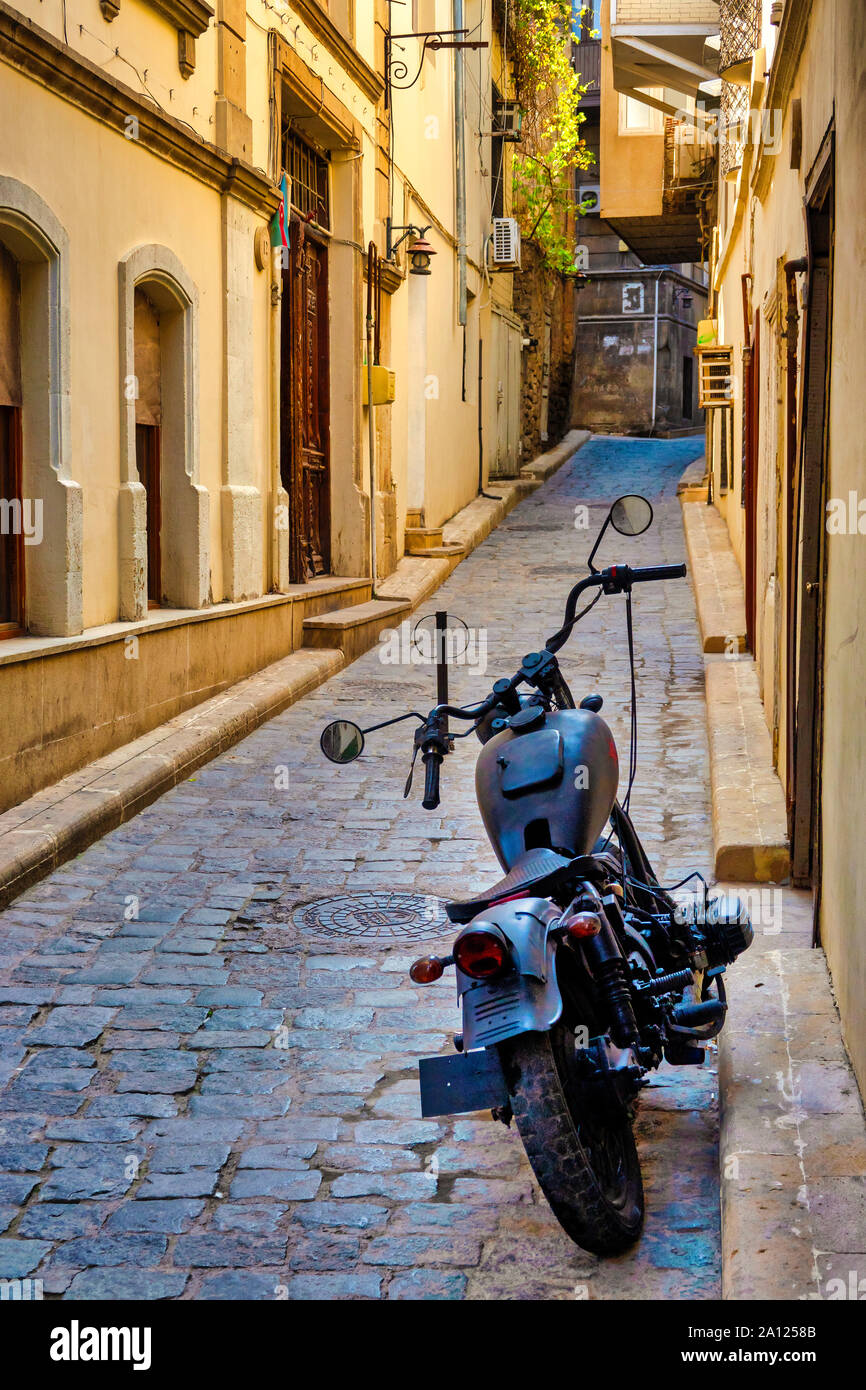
409, 955, 445, 984
454, 926, 509, 980
564, 910, 602, 941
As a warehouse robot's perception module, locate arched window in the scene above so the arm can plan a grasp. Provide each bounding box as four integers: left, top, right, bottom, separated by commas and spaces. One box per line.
0, 178, 82, 638
119, 246, 208, 619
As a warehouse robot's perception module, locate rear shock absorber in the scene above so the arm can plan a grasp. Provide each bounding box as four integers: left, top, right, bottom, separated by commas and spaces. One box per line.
581, 906, 640, 1048
595, 955, 640, 1048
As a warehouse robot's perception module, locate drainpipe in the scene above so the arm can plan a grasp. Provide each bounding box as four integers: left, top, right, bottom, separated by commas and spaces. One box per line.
454, 0, 467, 327
366, 242, 378, 595
269, 252, 282, 592
649, 268, 665, 434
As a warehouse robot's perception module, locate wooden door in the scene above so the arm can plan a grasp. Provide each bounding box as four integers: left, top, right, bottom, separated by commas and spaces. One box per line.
0, 404, 24, 635
743, 319, 759, 652
136, 423, 162, 607
281, 218, 331, 583
791, 173, 833, 891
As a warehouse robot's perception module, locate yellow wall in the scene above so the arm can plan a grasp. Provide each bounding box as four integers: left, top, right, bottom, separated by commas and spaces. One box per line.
0, 66, 239, 626
599, 0, 664, 220
711, 0, 866, 1098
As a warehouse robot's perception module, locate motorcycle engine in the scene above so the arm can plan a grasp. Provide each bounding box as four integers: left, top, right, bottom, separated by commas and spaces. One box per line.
701, 894, 754, 967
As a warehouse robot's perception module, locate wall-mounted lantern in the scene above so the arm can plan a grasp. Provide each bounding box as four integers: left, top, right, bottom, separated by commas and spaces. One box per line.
408, 233, 436, 276
386, 220, 437, 276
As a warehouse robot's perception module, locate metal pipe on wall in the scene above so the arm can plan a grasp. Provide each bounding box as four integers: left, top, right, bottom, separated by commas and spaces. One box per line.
366, 242, 378, 593
650, 269, 665, 432
454, 0, 467, 328
269, 249, 282, 593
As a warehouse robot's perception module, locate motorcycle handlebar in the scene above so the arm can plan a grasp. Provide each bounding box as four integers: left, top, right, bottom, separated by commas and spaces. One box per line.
422, 750, 441, 810
410, 560, 687, 801
629, 563, 687, 583
547, 562, 687, 653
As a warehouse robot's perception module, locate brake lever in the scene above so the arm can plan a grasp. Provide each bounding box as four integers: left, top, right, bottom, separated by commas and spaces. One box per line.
403, 744, 419, 798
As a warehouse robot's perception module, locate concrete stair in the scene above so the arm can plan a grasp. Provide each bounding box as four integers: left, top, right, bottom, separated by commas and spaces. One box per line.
404, 526, 465, 559
302, 597, 411, 663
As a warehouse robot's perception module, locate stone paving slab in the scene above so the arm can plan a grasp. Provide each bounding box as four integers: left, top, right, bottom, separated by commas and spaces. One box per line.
0, 439, 590, 916
0, 435, 725, 1301
717, 883, 866, 1300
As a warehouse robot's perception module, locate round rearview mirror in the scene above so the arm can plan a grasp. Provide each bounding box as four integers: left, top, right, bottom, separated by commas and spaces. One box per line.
609, 494, 653, 537
320, 720, 365, 764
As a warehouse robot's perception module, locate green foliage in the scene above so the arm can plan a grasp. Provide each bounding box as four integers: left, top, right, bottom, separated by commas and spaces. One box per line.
510, 0, 595, 274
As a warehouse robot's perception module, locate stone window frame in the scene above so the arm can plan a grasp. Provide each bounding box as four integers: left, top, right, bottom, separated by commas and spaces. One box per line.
118, 244, 209, 619
0, 177, 83, 638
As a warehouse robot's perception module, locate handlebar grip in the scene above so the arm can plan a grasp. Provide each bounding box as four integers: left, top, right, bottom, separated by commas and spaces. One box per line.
629, 563, 687, 583
422, 752, 441, 810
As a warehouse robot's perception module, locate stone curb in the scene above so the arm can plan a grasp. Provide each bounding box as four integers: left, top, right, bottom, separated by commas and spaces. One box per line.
704, 659, 790, 883
679, 488, 788, 883
0, 431, 590, 908
681, 498, 747, 653
519, 429, 591, 484
716, 886, 866, 1300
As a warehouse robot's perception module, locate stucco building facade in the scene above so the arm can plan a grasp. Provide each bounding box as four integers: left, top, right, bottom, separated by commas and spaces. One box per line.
705, 0, 866, 1098
0, 0, 523, 809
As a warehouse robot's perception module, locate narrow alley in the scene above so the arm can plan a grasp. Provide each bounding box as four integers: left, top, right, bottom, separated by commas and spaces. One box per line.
0, 437, 723, 1300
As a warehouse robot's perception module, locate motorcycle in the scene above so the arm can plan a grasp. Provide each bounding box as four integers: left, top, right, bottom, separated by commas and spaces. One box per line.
320, 493, 753, 1255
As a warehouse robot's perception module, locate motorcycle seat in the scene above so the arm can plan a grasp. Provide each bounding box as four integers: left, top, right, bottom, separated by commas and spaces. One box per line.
445, 847, 578, 925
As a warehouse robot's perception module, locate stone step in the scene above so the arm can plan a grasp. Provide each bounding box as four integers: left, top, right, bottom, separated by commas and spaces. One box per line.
302, 597, 411, 663
681, 499, 747, 653
410, 542, 465, 559
404, 526, 444, 553
404, 526, 465, 559
705, 657, 790, 882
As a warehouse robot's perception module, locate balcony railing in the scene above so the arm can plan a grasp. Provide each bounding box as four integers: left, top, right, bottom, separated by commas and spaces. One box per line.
662, 116, 717, 260
719, 0, 761, 82
719, 81, 749, 179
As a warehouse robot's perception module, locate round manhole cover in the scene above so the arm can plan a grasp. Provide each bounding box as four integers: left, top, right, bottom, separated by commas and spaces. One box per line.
293, 892, 448, 941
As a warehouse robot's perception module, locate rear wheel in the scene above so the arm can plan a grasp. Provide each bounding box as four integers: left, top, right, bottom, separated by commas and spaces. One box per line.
498, 1019, 644, 1255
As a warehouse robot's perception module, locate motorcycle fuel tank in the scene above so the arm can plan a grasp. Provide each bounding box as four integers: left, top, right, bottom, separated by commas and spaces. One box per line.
475, 708, 619, 870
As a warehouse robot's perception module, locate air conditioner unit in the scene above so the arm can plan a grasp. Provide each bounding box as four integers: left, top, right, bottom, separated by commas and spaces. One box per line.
494, 98, 523, 143
577, 184, 601, 216
491, 217, 521, 271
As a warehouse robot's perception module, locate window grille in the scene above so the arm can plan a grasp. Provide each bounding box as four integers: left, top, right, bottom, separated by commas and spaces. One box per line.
282, 130, 330, 229
697, 345, 735, 408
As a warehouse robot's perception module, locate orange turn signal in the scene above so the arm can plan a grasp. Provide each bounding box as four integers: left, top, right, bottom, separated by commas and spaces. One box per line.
409, 955, 445, 984
563, 910, 602, 941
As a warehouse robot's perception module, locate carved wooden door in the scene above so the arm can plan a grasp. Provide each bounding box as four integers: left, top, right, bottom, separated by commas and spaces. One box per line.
281, 217, 330, 582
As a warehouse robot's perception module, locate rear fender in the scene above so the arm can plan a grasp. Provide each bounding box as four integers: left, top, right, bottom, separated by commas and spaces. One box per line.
456, 896, 563, 1050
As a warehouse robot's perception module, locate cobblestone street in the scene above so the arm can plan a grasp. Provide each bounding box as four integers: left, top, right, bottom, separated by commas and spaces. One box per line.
0, 436, 718, 1300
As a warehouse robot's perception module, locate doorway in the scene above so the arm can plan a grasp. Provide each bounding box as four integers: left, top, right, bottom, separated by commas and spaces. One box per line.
490, 307, 521, 478
280, 133, 331, 584
133, 287, 163, 607
682, 354, 694, 420
790, 135, 834, 897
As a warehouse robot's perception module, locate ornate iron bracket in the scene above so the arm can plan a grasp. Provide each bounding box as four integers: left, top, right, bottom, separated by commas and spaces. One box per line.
385, 29, 488, 107
386, 220, 431, 259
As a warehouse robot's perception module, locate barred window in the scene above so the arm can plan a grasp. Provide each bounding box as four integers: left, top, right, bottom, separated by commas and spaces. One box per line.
282, 130, 330, 230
